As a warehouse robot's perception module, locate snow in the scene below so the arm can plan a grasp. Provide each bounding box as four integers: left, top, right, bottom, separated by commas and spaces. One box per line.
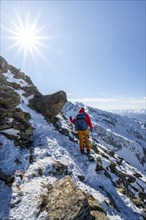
0, 135, 30, 175
3, 71, 29, 88
0, 71, 146, 220
117, 145, 144, 172
0, 104, 145, 219
0, 181, 11, 220
1, 128, 20, 137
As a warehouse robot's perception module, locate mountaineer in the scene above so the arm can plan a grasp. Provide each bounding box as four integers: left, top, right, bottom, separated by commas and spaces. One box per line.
70, 107, 93, 154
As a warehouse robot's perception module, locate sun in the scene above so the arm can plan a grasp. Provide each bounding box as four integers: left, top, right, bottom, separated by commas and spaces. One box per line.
12, 23, 41, 53
3, 12, 49, 61
16, 26, 37, 48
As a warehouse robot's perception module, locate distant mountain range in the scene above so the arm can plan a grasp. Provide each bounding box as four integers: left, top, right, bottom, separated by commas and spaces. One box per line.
109, 109, 146, 121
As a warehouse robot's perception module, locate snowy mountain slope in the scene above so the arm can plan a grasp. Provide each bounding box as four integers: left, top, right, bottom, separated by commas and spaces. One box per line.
0, 63, 146, 220
1, 100, 146, 220
63, 101, 146, 174
110, 109, 146, 122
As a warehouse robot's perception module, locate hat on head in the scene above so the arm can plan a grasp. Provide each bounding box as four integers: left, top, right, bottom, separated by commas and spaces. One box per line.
79, 107, 85, 113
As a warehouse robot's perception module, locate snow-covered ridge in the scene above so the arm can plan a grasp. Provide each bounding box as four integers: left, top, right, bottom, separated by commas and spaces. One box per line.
1, 101, 146, 220
0, 59, 146, 220
63, 101, 146, 173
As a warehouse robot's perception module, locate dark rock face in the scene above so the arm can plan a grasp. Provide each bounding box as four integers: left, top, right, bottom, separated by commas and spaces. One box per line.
29, 90, 67, 120
0, 59, 33, 147
0, 56, 67, 148
0, 56, 8, 74
39, 176, 109, 220
0, 86, 20, 110
0, 58, 34, 182
0, 105, 33, 148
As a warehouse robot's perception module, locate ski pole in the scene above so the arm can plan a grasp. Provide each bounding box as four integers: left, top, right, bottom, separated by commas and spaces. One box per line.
91, 130, 94, 140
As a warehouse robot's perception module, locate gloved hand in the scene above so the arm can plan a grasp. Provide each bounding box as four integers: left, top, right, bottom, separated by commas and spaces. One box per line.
90, 128, 93, 132
69, 116, 72, 121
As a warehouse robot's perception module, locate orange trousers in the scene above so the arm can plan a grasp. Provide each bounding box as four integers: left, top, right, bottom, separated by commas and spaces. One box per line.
77, 129, 90, 153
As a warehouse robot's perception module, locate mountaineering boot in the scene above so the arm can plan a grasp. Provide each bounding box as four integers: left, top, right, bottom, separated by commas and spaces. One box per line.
80, 149, 84, 154
88, 154, 94, 162
86, 149, 95, 162
87, 149, 90, 155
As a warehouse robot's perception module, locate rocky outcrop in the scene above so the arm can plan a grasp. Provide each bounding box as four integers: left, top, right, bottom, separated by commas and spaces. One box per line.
0, 59, 33, 147
0, 56, 67, 147
0, 56, 8, 74
0, 107, 33, 148
8, 64, 42, 98
29, 90, 67, 120
38, 176, 109, 220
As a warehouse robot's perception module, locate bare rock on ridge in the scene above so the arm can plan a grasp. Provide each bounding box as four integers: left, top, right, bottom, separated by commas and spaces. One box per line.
38, 175, 109, 220
29, 90, 67, 120
0, 56, 67, 121
0, 55, 67, 147
0, 56, 8, 74
8, 64, 42, 98
0, 57, 34, 147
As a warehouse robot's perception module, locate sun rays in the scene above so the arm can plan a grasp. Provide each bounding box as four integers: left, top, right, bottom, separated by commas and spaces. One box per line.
2, 11, 52, 63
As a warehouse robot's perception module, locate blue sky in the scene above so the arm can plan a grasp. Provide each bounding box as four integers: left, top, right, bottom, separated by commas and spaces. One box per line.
1, 0, 145, 110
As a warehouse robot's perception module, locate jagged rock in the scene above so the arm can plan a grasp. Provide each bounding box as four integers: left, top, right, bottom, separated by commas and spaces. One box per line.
13, 107, 27, 121
0, 87, 21, 110
138, 191, 146, 200
0, 59, 41, 100
132, 198, 144, 207
95, 157, 103, 172
9, 82, 22, 89
77, 175, 85, 181
0, 56, 67, 149
39, 176, 109, 220
52, 117, 69, 135
8, 64, 42, 97
117, 187, 126, 194
9, 64, 34, 85
95, 163, 103, 172
91, 143, 100, 154
0, 107, 33, 148
0, 57, 35, 148
109, 162, 117, 172
0, 75, 28, 147
127, 176, 136, 183
109, 150, 115, 157
23, 86, 42, 98
59, 128, 69, 135
104, 170, 112, 179
134, 172, 142, 178
0, 56, 8, 73
29, 90, 67, 120
85, 192, 109, 220
52, 160, 68, 176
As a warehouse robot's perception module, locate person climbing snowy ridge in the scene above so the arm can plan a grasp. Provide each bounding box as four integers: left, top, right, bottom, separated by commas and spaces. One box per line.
69, 107, 93, 155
